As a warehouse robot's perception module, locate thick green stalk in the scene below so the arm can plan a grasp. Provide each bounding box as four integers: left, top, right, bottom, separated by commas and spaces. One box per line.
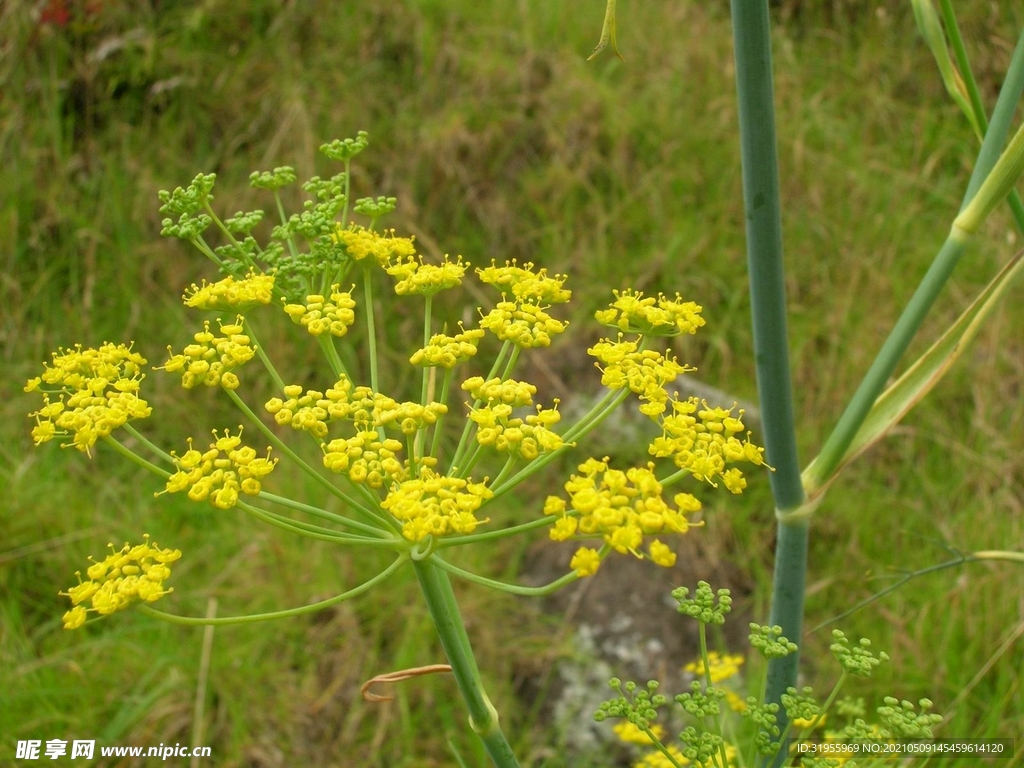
729, 2, 805, 752
412, 560, 520, 768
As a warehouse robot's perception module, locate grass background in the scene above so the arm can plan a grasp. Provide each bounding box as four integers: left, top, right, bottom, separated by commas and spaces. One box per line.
2, 0, 1023, 765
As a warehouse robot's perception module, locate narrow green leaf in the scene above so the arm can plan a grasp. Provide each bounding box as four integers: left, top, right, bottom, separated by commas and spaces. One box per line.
804, 249, 1024, 498
911, 0, 980, 137
588, 0, 623, 61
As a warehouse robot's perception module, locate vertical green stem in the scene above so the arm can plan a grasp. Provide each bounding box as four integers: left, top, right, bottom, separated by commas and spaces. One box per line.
363, 264, 380, 392
729, 1, 805, 757
412, 560, 520, 768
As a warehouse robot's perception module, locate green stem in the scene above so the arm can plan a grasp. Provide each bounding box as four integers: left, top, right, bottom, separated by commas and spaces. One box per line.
203, 203, 258, 273
363, 264, 380, 392
412, 559, 520, 767
729, 3, 805, 760
256, 490, 390, 537
189, 235, 228, 271
138, 554, 407, 625
239, 499, 396, 545
421, 295, 434, 406
317, 334, 346, 380
428, 553, 578, 596
273, 191, 301, 261
433, 513, 557, 548
103, 434, 171, 479
121, 422, 176, 465
429, 367, 455, 461
243, 318, 287, 392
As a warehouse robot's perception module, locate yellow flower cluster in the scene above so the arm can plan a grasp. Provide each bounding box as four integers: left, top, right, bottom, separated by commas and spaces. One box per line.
462, 376, 537, 407
476, 260, 571, 304
475, 260, 570, 348
544, 458, 700, 576
595, 289, 705, 336
160, 316, 255, 390
614, 722, 665, 745
633, 745, 688, 768
372, 394, 448, 436
684, 651, 745, 684
282, 285, 356, 337
381, 468, 494, 541
183, 271, 275, 310
60, 536, 181, 629
386, 254, 466, 295
25, 343, 151, 454
648, 397, 765, 492
162, 428, 277, 509
265, 384, 333, 439
322, 430, 406, 488
589, 337, 692, 416
463, 376, 563, 460
331, 224, 416, 267
410, 326, 486, 368
479, 300, 568, 348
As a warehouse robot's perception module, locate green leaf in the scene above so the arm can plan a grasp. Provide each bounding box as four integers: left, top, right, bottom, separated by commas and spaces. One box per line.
911, 0, 980, 138
804, 249, 1024, 497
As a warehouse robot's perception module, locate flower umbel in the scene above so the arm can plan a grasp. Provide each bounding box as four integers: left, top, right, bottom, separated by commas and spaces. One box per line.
381, 467, 493, 542
595, 289, 705, 337
161, 427, 277, 509
60, 535, 181, 629
25, 343, 151, 455
544, 457, 700, 575
331, 224, 416, 267
160, 316, 256, 390
183, 270, 275, 310
282, 285, 357, 337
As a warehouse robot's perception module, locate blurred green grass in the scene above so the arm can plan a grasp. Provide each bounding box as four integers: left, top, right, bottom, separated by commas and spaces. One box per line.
2, 0, 1022, 765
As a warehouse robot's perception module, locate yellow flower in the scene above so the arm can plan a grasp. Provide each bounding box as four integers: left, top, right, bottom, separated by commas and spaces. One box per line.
160, 316, 256, 389
160, 428, 277, 509
545, 458, 697, 575
381, 468, 493, 541
411, 326, 486, 368
634, 745, 689, 768
569, 547, 601, 577
476, 260, 571, 304
60, 535, 181, 628
588, 337, 692, 416
282, 285, 356, 337
183, 270, 275, 310
323, 431, 406, 488
647, 396, 766, 490
386, 254, 466, 295
26, 343, 151, 455
614, 722, 665, 745
683, 651, 745, 684
595, 289, 705, 336
479, 301, 568, 348
265, 385, 332, 439
331, 224, 416, 267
